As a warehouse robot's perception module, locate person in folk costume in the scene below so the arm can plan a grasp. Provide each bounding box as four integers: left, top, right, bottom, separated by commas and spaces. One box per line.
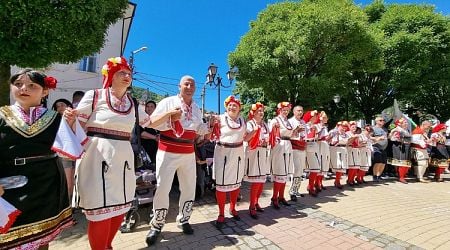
146, 75, 208, 245
211, 96, 252, 228
317, 111, 330, 191
411, 120, 433, 182
244, 102, 270, 219
430, 123, 449, 182
288, 105, 307, 201
329, 121, 350, 189
0, 70, 81, 249
70, 57, 178, 249
269, 102, 302, 208
388, 118, 412, 184
302, 110, 322, 196
346, 121, 362, 186
357, 125, 374, 184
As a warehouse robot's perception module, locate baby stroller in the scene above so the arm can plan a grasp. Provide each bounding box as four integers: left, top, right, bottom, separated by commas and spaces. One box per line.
120, 170, 156, 233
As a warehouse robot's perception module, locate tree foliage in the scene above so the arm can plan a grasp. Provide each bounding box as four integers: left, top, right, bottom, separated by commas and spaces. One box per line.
230, 0, 450, 122
0, 0, 129, 105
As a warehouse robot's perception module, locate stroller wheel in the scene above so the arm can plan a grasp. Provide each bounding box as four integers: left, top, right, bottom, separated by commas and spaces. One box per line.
120, 210, 140, 233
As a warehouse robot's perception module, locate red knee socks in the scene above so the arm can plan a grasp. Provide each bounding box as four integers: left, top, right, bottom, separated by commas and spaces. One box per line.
308, 172, 318, 192
216, 190, 226, 216
335, 172, 343, 185
229, 189, 240, 212
250, 183, 259, 209
357, 169, 366, 183
88, 213, 125, 250
278, 182, 286, 200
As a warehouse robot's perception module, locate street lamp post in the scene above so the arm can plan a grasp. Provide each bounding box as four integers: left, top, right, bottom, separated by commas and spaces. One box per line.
333, 94, 349, 120
205, 63, 238, 114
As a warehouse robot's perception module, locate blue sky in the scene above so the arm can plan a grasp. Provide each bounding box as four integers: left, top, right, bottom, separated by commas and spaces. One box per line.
124, 0, 450, 113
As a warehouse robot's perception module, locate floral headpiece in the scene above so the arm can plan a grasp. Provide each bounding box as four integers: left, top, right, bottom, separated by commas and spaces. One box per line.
394, 117, 406, 127
276, 102, 292, 115
249, 102, 264, 120
224, 95, 241, 108
303, 110, 319, 123
44, 76, 57, 89
101, 56, 131, 88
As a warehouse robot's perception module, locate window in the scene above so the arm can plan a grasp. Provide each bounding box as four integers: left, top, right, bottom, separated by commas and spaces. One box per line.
79, 55, 97, 73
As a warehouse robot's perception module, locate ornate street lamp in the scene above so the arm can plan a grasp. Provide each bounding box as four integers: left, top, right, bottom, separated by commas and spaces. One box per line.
206, 63, 238, 114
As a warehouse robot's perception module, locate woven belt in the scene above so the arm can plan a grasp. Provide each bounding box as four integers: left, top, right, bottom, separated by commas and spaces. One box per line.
159, 134, 194, 144
217, 141, 243, 148
12, 153, 58, 166
280, 136, 291, 140
87, 132, 130, 141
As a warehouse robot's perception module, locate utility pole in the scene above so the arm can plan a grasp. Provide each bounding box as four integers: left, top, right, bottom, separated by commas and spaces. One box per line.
201, 84, 206, 116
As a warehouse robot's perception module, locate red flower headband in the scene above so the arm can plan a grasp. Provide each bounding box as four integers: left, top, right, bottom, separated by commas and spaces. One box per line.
44, 76, 57, 89
303, 110, 319, 123
101, 56, 131, 88
249, 102, 264, 120
276, 102, 291, 115
224, 95, 241, 108
432, 123, 446, 133
394, 117, 406, 127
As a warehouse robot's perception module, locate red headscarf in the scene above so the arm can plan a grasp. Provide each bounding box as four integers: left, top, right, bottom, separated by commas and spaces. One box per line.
101, 56, 131, 88
224, 95, 241, 109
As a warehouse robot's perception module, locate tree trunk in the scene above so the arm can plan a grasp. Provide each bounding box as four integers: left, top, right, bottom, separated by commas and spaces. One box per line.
0, 63, 11, 106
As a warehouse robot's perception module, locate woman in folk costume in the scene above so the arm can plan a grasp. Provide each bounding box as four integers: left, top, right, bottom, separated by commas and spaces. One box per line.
316, 111, 330, 192
329, 121, 350, 189
357, 125, 374, 184
71, 57, 179, 250
212, 96, 251, 228
303, 110, 321, 196
269, 102, 299, 208
430, 123, 449, 182
244, 102, 270, 219
346, 121, 361, 186
388, 118, 412, 184
0, 70, 77, 249
411, 120, 432, 182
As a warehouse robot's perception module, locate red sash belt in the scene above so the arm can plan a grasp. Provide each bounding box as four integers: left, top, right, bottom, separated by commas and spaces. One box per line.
158, 130, 196, 154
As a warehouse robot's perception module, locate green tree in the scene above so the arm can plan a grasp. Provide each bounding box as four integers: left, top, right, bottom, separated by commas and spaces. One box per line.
229, 0, 383, 120
353, 1, 450, 121
0, 0, 129, 105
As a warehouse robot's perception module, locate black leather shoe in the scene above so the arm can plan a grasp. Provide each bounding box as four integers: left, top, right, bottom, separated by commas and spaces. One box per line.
249, 208, 258, 219
178, 223, 194, 235
299, 193, 305, 197
290, 194, 298, 202
271, 198, 280, 210
255, 204, 264, 212
278, 198, 291, 206
146, 229, 161, 246
230, 210, 241, 221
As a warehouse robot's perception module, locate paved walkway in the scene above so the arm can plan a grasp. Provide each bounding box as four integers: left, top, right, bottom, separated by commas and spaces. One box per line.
50, 174, 450, 250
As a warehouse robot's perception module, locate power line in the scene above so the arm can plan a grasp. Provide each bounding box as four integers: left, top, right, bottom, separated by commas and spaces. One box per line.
134, 71, 180, 81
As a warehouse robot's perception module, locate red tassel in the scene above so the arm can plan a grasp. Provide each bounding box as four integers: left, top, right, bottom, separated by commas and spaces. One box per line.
249, 126, 261, 150
269, 125, 280, 148
211, 122, 221, 141
171, 120, 184, 138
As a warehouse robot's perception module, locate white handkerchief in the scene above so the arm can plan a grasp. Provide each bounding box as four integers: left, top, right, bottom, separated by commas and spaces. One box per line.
52, 119, 88, 160
0, 197, 21, 234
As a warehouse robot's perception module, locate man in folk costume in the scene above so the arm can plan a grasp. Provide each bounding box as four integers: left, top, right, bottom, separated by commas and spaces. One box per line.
288, 105, 306, 201
388, 118, 412, 184
430, 123, 448, 182
317, 111, 330, 191
269, 102, 300, 208
303, 110, 321, 196
211, 96, 250, 228
147, 76, 209, 245
244, 102, 270, 219
346, 121, 361, 186
411, 120, 432, 182
329, 121, 350, 189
